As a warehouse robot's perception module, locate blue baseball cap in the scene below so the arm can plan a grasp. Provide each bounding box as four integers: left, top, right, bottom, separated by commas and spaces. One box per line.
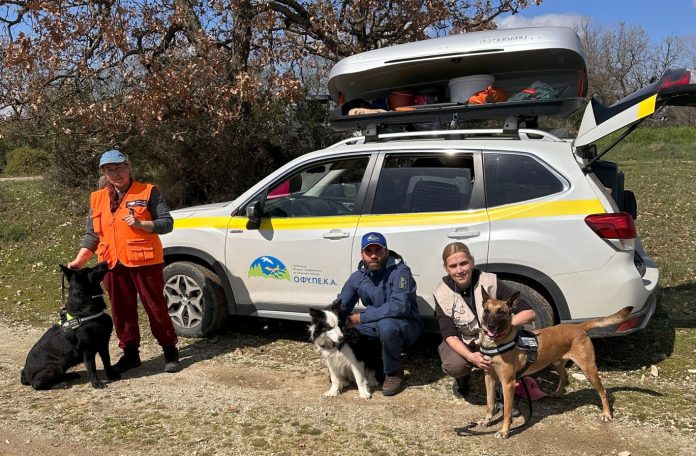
99, 149, 128, 167
361, 232, 387, 250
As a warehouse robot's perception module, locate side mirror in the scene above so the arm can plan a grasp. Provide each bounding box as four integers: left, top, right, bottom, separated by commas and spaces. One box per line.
246, 201, 261, 229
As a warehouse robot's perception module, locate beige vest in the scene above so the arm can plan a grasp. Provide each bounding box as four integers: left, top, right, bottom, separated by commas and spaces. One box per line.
433, 272, 497, 344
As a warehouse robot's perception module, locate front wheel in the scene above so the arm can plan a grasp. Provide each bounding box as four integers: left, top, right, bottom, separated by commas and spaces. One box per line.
500, 279, 555, 329
163, 261, 227, 337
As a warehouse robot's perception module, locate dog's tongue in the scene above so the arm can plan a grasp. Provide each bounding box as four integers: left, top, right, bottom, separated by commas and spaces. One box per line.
485, 327, 496, 337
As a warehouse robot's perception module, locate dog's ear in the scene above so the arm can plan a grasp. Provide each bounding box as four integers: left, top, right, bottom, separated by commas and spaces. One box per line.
329, 298, 341, 314
309, 308, 324, 320
481, 286, 491, 302
59, 264, 74, 280
93, 261, 109, 281
507, 291, 521, 309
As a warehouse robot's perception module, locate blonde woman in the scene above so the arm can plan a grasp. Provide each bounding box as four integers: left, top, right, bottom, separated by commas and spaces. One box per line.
433, 242, 536, 400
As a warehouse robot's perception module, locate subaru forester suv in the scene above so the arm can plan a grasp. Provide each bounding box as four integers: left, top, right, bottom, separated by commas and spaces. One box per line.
160, 27, 695, 337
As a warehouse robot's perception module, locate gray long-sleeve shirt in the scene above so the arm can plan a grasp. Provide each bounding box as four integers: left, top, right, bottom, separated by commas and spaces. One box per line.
80, 186, 173, 252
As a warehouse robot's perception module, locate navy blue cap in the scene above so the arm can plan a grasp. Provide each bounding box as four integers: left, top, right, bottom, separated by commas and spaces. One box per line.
361, 232, 387, 250
99, 149, 128, 167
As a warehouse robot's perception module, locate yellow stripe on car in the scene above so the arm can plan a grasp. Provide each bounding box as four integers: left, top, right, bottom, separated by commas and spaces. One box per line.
488, 199, 605, 222
637, 94, 657, 119
174, 199, 604, 231
358, 209, 488, 227
174, 216, 232, 229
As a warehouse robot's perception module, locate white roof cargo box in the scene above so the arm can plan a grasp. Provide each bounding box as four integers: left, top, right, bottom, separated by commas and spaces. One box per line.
328, 27, 588, 132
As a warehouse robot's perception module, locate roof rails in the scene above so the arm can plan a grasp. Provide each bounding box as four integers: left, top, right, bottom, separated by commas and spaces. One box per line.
327, 128, 564, 148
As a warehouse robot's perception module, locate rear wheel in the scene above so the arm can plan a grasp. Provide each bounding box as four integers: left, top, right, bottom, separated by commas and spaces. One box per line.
163, 261, 227, 337
500, 279, 555, 329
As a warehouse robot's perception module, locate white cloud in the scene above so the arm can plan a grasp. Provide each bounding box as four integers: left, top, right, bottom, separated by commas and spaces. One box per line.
496, 13, 588, 31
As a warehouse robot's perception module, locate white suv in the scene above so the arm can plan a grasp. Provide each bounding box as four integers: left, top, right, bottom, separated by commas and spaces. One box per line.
160, 28, 695, 337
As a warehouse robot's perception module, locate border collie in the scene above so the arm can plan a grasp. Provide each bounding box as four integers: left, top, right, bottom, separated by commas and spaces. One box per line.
309, 303, 383, 399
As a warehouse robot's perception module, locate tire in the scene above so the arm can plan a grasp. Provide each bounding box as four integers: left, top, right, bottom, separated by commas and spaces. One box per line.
163, 261, 227, 338
500, 279, 555, 329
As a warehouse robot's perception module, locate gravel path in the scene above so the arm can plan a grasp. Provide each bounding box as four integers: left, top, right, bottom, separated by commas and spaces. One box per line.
1, 321, 693, 456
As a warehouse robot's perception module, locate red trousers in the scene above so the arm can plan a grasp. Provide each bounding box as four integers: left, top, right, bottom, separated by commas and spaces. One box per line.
103, 262, 178, 349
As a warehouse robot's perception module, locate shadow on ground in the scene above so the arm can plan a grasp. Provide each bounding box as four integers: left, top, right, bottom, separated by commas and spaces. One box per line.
118, 284, 693, 386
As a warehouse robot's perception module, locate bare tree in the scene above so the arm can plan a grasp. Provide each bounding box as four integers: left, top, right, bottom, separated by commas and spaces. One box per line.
578, 18, 692, 106
0, 1, 545, 201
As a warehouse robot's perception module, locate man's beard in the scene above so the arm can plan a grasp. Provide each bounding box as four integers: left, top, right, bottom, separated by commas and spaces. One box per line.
367, 261, 383, 271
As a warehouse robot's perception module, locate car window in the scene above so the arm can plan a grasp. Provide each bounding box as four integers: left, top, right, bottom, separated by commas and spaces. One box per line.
264, 157, 369, 217
484, 153, 564, 207
372, 154, 474, 214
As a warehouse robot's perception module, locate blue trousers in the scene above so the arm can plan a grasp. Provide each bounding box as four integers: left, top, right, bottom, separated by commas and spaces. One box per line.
355, 318, 422, 375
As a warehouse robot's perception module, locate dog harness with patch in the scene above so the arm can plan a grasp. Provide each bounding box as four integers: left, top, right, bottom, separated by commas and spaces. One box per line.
479, 329, 539, 376
59, 305, 106, 330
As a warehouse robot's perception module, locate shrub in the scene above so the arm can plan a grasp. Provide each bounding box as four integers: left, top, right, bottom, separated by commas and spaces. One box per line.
4, 146, 50, 176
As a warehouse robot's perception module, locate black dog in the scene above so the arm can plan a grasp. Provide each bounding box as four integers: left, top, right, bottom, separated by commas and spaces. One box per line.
20, 262, 120, 389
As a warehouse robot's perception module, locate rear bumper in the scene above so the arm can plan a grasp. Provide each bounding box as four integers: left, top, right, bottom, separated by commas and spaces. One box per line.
562, 283, 659, 338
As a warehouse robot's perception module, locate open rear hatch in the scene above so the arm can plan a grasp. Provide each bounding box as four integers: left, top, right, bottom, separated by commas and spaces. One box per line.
328, 27, 588, 132
575, 68, 696, 147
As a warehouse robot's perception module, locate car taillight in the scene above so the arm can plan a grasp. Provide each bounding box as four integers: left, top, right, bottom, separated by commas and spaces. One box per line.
585, 212, 636, 251
660, 68, 696, 89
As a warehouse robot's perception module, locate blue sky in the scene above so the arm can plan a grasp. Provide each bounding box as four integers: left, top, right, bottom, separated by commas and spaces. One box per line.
497, 0, 696, 45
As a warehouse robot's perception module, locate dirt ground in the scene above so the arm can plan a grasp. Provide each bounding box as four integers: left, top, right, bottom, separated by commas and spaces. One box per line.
1, 319, 693, 456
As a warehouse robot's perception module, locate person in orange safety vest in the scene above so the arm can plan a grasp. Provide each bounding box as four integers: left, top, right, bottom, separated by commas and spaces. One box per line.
68, 149, 179, 374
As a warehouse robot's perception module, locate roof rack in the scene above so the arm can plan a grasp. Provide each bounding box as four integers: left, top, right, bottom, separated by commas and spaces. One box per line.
329, 97, 586, 135
327, 128, 563, 148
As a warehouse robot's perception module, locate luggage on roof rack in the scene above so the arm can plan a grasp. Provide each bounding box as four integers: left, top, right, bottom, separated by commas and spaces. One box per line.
327, 27, 588, 132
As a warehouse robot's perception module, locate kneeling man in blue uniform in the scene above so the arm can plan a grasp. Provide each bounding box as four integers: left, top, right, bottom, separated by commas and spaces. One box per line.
337, 232, 423, 396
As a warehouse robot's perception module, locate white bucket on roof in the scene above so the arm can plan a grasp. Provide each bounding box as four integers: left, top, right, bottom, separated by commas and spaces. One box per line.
448, 74, 494, 102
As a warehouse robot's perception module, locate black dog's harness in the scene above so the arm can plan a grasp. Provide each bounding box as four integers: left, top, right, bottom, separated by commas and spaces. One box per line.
59, 271, 105, 330
59, 307, 106, 330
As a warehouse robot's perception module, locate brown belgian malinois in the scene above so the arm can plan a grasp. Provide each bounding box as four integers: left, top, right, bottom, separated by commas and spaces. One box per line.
477, 288, 632, 438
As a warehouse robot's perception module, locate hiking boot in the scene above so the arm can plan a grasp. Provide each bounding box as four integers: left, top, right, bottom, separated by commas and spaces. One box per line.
163, 346, 180, 373
452, 375, 470, 399
113, 347, 141, 374
382, 368, 405, 396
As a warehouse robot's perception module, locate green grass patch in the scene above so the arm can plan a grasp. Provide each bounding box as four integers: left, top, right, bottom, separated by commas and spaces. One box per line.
0, 179, 91, 325
598, 125, 696, 161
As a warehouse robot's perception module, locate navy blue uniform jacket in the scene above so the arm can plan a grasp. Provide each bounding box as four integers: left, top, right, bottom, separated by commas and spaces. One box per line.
338, 251, 421, 325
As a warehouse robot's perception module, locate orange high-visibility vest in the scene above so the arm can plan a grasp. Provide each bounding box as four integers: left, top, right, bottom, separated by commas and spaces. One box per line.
90, 181, 164, 268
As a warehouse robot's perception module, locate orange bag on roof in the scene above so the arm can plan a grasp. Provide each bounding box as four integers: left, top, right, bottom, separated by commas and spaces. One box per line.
468, 86, 508, 105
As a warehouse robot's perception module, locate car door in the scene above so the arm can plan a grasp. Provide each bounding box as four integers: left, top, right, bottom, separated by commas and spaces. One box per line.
225, 154, 375, 316
355, 150, 490, 317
